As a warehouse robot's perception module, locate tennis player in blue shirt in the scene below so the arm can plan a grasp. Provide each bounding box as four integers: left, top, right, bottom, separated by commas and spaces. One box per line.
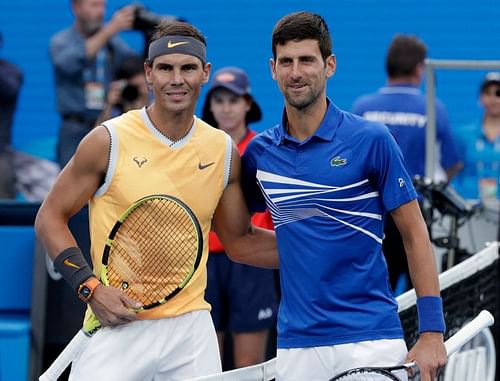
232, 12, 447, 381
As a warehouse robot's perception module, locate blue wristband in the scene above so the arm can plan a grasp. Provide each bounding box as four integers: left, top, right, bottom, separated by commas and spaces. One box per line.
416, 296, 446, 333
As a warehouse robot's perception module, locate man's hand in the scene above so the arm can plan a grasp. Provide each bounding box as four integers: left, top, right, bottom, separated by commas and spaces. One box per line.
106, 80, 126, 107
88, 284, 142, 327
406, 332, 447, 381
107, 5, 135, 34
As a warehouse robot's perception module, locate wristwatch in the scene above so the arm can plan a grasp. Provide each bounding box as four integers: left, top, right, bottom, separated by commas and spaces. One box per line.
77, 278, 101, 302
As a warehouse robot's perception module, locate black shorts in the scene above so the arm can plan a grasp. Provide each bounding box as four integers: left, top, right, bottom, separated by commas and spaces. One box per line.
205, 252, 278, 333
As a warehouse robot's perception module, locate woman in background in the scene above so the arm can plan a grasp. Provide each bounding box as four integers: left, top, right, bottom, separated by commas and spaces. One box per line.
202, 66, 278, 369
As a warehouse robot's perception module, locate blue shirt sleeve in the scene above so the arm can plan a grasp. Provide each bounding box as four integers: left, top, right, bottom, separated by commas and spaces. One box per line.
49, 29, 87, 77
368, 124, 417, 211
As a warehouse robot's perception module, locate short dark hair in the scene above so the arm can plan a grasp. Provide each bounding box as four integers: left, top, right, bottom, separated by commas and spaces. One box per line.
385, 34, 427, 78
115, 55, 144, 80
150, 20, 206, 47
272, 12, 332, 63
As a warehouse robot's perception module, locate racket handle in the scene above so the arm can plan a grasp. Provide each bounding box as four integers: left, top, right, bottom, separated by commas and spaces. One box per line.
404, 309, 495, 369
444, 310, 495, 356
39, 330, 90, 381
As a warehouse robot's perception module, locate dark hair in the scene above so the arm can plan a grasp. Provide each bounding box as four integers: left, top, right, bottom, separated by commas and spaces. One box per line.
150, 20, 206, 47
272, 12, 332, 62
385, 34, 427, 78
115, 55, 144, 80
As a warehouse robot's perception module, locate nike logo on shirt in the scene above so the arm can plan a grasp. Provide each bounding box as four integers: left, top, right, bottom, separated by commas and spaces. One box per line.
198, 162, 215, 170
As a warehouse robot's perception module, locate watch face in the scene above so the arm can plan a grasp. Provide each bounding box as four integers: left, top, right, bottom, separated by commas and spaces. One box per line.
80, 286, 91, 299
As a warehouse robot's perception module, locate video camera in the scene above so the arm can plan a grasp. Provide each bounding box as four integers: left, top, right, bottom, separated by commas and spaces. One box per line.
131, 4, 185, 57
412, 176, 476, 219
133, 4, 181, 36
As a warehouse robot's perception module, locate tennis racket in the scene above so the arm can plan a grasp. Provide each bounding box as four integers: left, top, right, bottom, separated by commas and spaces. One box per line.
329, 309, 495, 381
39, 194, 203, 381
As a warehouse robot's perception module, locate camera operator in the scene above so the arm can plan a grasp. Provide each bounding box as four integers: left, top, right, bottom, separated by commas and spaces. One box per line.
50, 0, 140, 168
50, 2, 184, 168
96, 55, 150, 125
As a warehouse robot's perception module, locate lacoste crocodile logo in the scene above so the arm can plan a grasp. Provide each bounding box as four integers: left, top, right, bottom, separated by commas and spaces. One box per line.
330, 156, 347, 167
198, 162, 215, 170
133, 157, 148, 168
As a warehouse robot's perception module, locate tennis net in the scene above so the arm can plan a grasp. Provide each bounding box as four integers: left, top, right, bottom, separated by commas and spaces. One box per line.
186, 241, 499, 381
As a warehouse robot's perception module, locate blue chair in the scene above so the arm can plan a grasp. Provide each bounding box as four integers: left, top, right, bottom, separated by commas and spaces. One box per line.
0, 225, 35, 381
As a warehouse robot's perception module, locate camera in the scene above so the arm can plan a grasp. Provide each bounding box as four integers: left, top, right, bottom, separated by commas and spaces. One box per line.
130, 4, 184, 58
132, 4, 183, 37
412, 176, 475, 219
121, 83, 139, 103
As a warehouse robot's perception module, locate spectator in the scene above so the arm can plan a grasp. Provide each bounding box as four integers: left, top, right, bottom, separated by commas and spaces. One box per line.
49, 0, 138, 167
0, 31, 23, 199
452, 72, 500, 206
202, 67, 278, 369
96, 55, 150, 125
351, 34, 462, 291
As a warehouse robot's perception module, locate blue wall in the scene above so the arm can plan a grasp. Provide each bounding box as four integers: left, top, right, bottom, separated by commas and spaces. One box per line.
1, 0, 499, 159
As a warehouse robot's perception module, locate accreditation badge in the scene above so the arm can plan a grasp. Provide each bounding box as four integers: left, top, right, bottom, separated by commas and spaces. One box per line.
84, 81, 105, 110
479, 177, 498, 203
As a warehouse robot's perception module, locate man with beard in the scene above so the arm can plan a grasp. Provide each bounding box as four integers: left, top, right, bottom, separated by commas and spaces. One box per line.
50, 0, 138, 168
238, 12, 447, 381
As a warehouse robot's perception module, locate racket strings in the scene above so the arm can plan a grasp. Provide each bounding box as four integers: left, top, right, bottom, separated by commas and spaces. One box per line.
332, 368, 403, 381
107, 198, 199, 306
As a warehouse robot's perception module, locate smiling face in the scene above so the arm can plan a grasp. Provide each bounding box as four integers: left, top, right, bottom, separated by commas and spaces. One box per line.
270, 39, 335, 111
144, 53, 210, 115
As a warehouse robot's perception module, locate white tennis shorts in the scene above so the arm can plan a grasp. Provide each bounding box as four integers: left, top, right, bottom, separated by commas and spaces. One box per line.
276, 338, 408, 381
69, 310, 222, 381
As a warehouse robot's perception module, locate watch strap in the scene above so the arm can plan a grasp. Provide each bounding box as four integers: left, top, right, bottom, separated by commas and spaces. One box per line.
78, 277, 101, 302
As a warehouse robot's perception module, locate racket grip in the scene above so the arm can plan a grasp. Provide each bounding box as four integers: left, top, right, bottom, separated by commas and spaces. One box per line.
39, 330, 90, 381
445, 310, 495, 356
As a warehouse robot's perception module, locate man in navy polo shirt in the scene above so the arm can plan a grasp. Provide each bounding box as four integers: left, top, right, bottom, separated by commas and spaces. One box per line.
351, 35, 462, 291
351, 34, 461, 182
236, 12, 447, 381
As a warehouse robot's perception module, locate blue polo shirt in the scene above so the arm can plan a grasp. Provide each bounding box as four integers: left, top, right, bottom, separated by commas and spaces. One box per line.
351, 84, 460, 179
242, 100, 417, 349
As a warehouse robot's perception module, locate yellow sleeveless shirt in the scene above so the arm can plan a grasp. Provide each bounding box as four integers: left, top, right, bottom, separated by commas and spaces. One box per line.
84, 108, 232, 325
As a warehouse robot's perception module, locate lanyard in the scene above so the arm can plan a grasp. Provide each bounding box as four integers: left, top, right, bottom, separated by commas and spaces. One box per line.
83, 48, 107, 83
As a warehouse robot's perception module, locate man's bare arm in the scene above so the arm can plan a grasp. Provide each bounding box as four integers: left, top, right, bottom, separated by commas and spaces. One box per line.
213, 144, 279, 269
35, 126, 109, 258
35, 126, 140, 325
391, 200, 447, 381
